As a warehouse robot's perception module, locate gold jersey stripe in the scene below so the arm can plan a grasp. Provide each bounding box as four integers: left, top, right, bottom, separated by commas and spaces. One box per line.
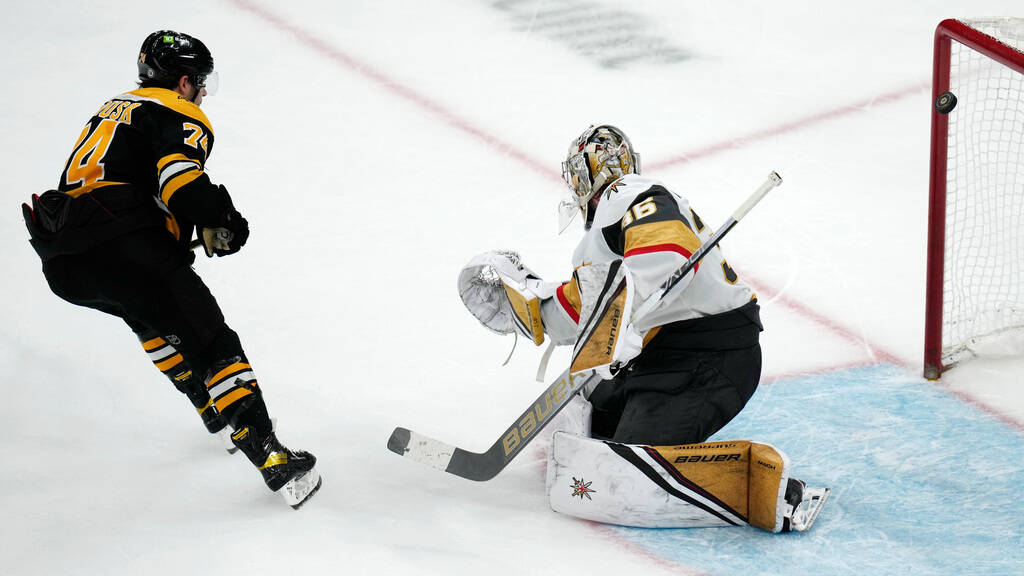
126, 88, 214, 136
164, 214, 181, 241
624, 220, 701, 256
64, 181, 126, 199
157, 153, 200, 173
160, 168, 203, 205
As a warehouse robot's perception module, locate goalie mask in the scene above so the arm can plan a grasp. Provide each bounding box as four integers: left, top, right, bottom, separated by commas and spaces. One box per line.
559, 125, 640, 231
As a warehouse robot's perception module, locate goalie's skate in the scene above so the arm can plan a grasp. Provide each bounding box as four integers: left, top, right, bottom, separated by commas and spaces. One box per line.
781, 478, 830, 532
788, 486, 829, 531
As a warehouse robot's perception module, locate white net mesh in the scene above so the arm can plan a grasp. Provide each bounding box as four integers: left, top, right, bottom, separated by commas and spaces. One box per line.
943, 18, 1024, 365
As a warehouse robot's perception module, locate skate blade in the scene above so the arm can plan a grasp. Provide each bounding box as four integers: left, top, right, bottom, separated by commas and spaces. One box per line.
790, 487, 830, 532
282, 465, 322, 510
218, 418, 276, 455
218, 427, 239, 454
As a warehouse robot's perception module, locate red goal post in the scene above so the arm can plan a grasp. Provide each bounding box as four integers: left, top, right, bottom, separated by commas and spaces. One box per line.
924, 19, 1024, 379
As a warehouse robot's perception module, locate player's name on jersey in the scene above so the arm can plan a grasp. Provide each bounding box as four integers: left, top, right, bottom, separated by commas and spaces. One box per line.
95, 100, 142, 124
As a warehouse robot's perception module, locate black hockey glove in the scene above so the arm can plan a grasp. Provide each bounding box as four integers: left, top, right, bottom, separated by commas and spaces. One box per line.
200, 186, 250, 257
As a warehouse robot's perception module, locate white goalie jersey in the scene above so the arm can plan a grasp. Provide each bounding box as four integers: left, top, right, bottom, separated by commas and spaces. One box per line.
541, 174, 757, 344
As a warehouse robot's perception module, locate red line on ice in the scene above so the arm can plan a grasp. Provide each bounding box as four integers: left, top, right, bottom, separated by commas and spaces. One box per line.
225, 0, 558, 183
228, 0, 1022, 528
228, 0, 921, 372
646, 84, 928, 172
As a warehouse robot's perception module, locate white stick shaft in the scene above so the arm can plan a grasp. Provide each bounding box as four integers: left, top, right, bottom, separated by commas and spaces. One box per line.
733, 171, 782, 221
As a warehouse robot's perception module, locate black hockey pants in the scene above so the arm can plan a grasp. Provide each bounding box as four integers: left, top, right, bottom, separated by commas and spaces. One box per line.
588, 301, 763, 446
39, 227, 270, 433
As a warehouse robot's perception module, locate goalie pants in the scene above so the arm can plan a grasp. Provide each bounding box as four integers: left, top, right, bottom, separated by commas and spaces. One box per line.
38, 226, 272, 434
588, 300, 762, 446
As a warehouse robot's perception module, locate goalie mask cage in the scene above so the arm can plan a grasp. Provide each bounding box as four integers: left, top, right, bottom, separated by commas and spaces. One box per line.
924, 19, 1024, 379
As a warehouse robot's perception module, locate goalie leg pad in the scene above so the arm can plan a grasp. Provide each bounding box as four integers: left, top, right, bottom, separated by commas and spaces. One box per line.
748, 442, 791, 532
547, 433, 822, 532
548, 432, 749, 528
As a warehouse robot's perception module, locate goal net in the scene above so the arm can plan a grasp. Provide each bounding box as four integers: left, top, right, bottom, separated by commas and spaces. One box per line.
924, 18, 1024, 379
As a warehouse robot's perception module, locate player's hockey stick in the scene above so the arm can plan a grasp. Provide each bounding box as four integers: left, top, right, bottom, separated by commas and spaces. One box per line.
387, 171, 783, 481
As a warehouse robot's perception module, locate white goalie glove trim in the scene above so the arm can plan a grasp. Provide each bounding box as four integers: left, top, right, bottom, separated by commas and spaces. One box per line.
458, 251, 559, 344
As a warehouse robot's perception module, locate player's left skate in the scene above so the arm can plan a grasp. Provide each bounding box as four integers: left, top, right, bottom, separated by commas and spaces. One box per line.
231, 426, 322, 509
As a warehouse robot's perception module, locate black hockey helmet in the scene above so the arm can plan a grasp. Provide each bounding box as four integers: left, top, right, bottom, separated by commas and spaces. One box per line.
137, 30, 215, 92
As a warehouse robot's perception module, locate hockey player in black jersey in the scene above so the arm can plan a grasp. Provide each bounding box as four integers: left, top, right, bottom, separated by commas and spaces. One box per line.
21, 30, 320, 508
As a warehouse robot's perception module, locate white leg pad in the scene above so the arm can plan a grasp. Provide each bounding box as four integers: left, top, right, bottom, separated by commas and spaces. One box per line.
547, 432, 801, 531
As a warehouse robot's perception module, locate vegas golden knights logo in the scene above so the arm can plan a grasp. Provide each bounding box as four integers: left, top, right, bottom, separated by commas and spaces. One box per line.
571, 477, 597, 500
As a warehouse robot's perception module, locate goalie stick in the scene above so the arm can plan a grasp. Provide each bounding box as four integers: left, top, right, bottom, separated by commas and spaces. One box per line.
388, 171, 783, 481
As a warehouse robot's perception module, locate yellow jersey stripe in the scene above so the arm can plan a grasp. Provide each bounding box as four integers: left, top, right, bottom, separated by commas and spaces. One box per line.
160, 168, 203, 205
124, 88, 214, 136
157, 153, 200, 173
624, 220, 702, 256
65, 181, 126, 199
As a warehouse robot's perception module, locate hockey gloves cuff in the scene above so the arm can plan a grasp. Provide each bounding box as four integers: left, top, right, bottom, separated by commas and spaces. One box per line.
200, 186, 250, 257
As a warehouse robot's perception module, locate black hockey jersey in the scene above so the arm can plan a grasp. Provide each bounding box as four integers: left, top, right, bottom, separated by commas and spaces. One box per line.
25, 87, 226, 259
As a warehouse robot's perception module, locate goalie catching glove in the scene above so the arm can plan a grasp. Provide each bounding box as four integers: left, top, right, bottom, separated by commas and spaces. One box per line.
458, 251, 560, 345
570, 259, 644, 380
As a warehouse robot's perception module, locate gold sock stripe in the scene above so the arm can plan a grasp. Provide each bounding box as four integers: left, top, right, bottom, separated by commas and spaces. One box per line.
155, 353, 184, 372
207, 362, 253, 389
214, 387, 253, 412
141, 337, 167, 351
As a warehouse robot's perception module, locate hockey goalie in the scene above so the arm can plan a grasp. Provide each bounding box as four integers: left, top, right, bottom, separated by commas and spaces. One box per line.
457, 125, 828, 532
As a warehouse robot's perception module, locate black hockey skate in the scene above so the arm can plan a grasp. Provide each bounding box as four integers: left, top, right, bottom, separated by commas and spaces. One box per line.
195, 397, 228, 434
781, 477, 830, 532
174, 372, 227, 434
232, 427, 322, 509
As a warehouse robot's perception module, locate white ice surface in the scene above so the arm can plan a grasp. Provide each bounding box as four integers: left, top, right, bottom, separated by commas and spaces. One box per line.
1, 1, 1022, 575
